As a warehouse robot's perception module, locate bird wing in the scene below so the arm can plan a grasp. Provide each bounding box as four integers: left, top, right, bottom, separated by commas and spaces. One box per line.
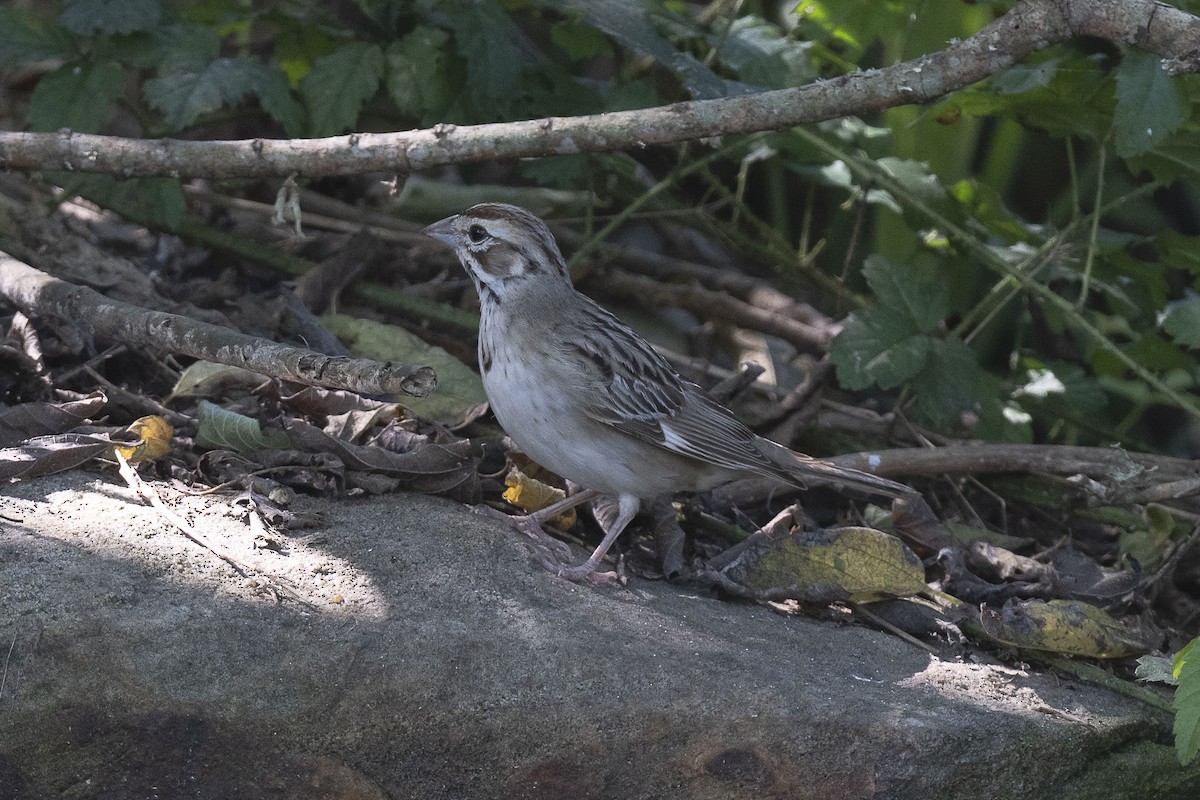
560, 300, 788, 475
559, 298, 911, 499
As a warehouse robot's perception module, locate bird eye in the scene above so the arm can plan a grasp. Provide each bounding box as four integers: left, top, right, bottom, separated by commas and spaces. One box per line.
467, 224, 488, 244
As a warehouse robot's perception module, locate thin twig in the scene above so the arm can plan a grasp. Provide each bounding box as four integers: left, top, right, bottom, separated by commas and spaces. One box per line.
114, 451, 312, 606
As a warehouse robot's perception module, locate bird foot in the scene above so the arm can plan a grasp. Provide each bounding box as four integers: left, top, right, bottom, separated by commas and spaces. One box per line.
553, 561, 622, 585
474, 504, 625, 585
509, 513, 575, 562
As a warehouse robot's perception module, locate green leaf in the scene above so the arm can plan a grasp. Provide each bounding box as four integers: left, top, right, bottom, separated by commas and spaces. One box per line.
27, 61, 124, 133
1125, 130, 1200, 186
603, 78, 658, 112
321, 314, 488, 426
550, 17, 611, 61
1113, 49, 1186, 158
251, 66, 304, 136
443, 0, 525, 117
522, 66, 603, 117
66, 174, 185, 230
146, 23, 221, 72
876, 157, 948, 207
1158, 230, 1200, 277
714, 15, 815, 90
519, 154, 589, 187
60, 0, 164, 36
196, 400, 291, 453
0, 8, 77, 65
541, 0, 733, 99
298, 42, 384, 137
863, 255, 949, 334
384, 27, 453, 122
133, 177, 186, 230
829, 311, 932, 391
1163, 295, 1200, 350
1124, 331, 1196, 372
1176, 636, 1200, 765
829, 256, 950, 392
913, 338, 1007, 434
953, 55, 1114, 141
145, 57, 272, 131
990, 58, 1061, 95
1178, 637, 1199, 680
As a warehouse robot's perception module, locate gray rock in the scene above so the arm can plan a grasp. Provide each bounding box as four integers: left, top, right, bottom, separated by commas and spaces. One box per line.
1, 471, 1195, 799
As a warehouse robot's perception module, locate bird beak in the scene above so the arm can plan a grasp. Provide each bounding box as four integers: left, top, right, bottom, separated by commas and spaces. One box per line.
421, 215, 457, 245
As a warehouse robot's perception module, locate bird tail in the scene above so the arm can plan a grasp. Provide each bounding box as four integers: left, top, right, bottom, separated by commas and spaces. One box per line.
757, 438, 912, 500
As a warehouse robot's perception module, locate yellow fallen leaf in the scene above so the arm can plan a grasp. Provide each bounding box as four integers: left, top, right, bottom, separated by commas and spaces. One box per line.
503, 467, 576, 529
115, 415, 173, 462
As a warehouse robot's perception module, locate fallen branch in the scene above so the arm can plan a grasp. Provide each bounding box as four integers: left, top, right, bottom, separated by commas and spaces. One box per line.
0, 0, 1192, 178
714, 442, 1200, 509
0, 250, 436, 397
584, 267, 835, 354
827, 443, 1200, 483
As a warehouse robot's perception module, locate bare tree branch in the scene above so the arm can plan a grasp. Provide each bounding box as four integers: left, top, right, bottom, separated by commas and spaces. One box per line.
0, 0, 1193, 179
0, 251, 436, 397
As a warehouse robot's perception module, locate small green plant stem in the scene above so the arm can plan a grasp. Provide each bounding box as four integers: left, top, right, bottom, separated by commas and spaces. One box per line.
798, 129, 1200, 422
1077, 143, 1106, 308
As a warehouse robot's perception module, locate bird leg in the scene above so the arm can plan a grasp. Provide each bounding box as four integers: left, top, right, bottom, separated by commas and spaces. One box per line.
550, 494, 641, 584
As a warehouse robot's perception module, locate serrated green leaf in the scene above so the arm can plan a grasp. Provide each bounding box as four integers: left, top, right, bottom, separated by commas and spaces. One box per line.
0, 8, 77, 65
1113, 49, 1186, 159
1163, 295, 1200, 350
298, 42, 384, 137
146, 23, 220, 73
145, 57, 269, 131
863, 255, 949, 333
1176, 636, 1200, 765
541, 0, 733, 99
876, 157, 948, 207
1125, 131, 1200, 187
196, 400, 290, 453
953, 55, 1113, 141
913, 338, 1002, 431
1158, 230, 1200, 277
384, 27, 453, 121
27, 61, 124, 133
443, 0, 524, 117
244, 62, 304, 135
60, 0, 163, 36
950, 179, 1038, 244
829, 311, 931, 391
714, 15, 815, 90
1177, 637, 1199, 680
